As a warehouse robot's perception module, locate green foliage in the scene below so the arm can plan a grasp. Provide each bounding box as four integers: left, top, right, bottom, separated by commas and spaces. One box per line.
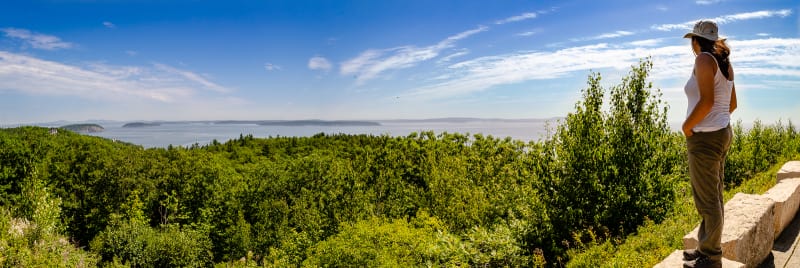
541, 59, 678, 261
303, 216, 438, 267
0, 209, 100, 267
566, 155, 794, 267
1, 58, 797, 267
17, 167, 64, 239
90, 221, 213, 267
725, 120, 799, 187
1, 182, 99, 268
303, 212, 531, 267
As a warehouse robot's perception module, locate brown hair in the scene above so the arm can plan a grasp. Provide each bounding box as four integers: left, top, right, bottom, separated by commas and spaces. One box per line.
692, 36, 731, 79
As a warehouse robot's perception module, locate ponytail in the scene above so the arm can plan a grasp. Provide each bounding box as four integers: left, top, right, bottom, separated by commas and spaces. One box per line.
692, 36, 731, 79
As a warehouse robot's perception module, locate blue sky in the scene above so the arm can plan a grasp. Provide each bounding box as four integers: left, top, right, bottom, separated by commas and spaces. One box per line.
0, 0, 798, 125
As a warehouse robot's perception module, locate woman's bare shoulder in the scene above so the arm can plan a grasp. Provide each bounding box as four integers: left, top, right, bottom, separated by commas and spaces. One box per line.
694, 53, 717, 73
694, 53, 715, 65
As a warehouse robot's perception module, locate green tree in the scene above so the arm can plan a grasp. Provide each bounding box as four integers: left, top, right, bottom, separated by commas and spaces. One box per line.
540, 59, 676, 260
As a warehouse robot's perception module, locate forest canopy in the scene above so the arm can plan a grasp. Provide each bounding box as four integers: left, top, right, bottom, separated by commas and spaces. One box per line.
1, 59, 798, 267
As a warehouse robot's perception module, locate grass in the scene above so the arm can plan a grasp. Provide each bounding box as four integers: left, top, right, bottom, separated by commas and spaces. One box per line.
565, 155, 797, 267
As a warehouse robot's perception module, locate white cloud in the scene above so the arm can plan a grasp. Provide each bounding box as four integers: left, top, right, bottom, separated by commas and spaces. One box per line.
103, 21, 116, 28
341, 46, 437, 83
437, 49, 470, 64
153, 63, 230, 93
717, 9, 792, 23
403, 37, 800, 100
1, 28, 73, 50
571, 30, 634, 42
0, 51, 234, 103
730, 38, 800, 70
628, 38, 664, 47
447, 25, 488, 42
495, 8, 556, 25
406, 43, 649, 99
125, 50, 138, 56
496, 12, 537, 25
756, 33, 771, 37
516, 28, 543, 37
696, 0, 724, 5
652, 9, 793, 31
308, 56, 332, 71
340, 50, 381, 75
264, 63, 281, 71
87, 62, 142, 78
341, 26, 488, 84
652, 22, 698, 32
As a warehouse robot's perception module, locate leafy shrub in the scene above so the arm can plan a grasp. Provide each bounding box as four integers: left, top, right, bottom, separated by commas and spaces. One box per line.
725, 120, 798, 186
1, 189, 99, 268
302, 216, 437, 267
90, 221, 213, 267
540, 59, 677, 261
302, 211, 531, 267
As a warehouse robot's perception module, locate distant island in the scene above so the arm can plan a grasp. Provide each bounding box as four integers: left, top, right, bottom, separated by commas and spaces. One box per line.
209, 120, 380, 126
60, 124, 104, 133
256, 120, 381, 127
379, 117, 560, 123
123, 122, 162, 128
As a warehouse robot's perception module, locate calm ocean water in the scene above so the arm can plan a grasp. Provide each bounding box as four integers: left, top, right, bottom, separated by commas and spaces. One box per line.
78, 121, 552, 148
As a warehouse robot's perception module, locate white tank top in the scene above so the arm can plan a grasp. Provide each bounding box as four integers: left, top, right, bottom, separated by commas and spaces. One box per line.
684, 52, 734, 132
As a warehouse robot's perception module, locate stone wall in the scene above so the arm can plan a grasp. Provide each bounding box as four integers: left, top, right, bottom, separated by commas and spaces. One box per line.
656, 161, 800, 267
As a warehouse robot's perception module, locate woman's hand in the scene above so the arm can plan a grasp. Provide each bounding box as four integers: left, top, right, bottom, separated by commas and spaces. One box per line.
682, 122, 694, 137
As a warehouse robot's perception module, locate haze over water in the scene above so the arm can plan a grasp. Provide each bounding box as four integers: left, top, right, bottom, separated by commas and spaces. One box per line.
76, 120, 551, 148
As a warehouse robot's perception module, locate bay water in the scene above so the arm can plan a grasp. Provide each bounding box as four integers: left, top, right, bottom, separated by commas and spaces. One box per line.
84, 120, 553, 148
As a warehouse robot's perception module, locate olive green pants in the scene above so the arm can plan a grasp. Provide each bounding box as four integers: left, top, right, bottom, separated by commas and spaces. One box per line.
686, 125, 732, 260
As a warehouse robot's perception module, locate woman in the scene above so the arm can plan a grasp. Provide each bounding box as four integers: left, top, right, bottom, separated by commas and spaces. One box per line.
680, 20, 737, 268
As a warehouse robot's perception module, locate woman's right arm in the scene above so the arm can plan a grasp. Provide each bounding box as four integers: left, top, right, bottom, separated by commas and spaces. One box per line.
729, 64, 737, 113
682, 54, 717, 137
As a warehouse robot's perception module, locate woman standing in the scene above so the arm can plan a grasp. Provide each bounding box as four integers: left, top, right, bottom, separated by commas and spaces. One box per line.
681, 20, 737, 268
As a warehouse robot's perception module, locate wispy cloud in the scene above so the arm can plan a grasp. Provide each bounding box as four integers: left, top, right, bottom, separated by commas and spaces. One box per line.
495, 12, 537, 25
86, 62, 143, 78
125, 50, 137, 56
102, 21, 116, 28
447, 26, 488, 42
406, 43, 652, 99
516, 28, 543, 37
718, 9, 793, 23
730, 38, 800, 72
696, 0, 724, 5
652, 9, 793, 31
437, 49, 470, 64
403, 37, 800, 100
628, 38, 664, 47
153, 63, 230, 93
495, 7, 556, 25
1, 28, 73, 50
571, 30, 634, 42
264, 63, 281, 71
0, 51, 236, 102
308, 56, 332, 71
341, 26, 488, 84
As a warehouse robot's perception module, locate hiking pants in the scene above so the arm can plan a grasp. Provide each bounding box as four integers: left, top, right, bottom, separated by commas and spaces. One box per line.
687, 125, 732, 260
